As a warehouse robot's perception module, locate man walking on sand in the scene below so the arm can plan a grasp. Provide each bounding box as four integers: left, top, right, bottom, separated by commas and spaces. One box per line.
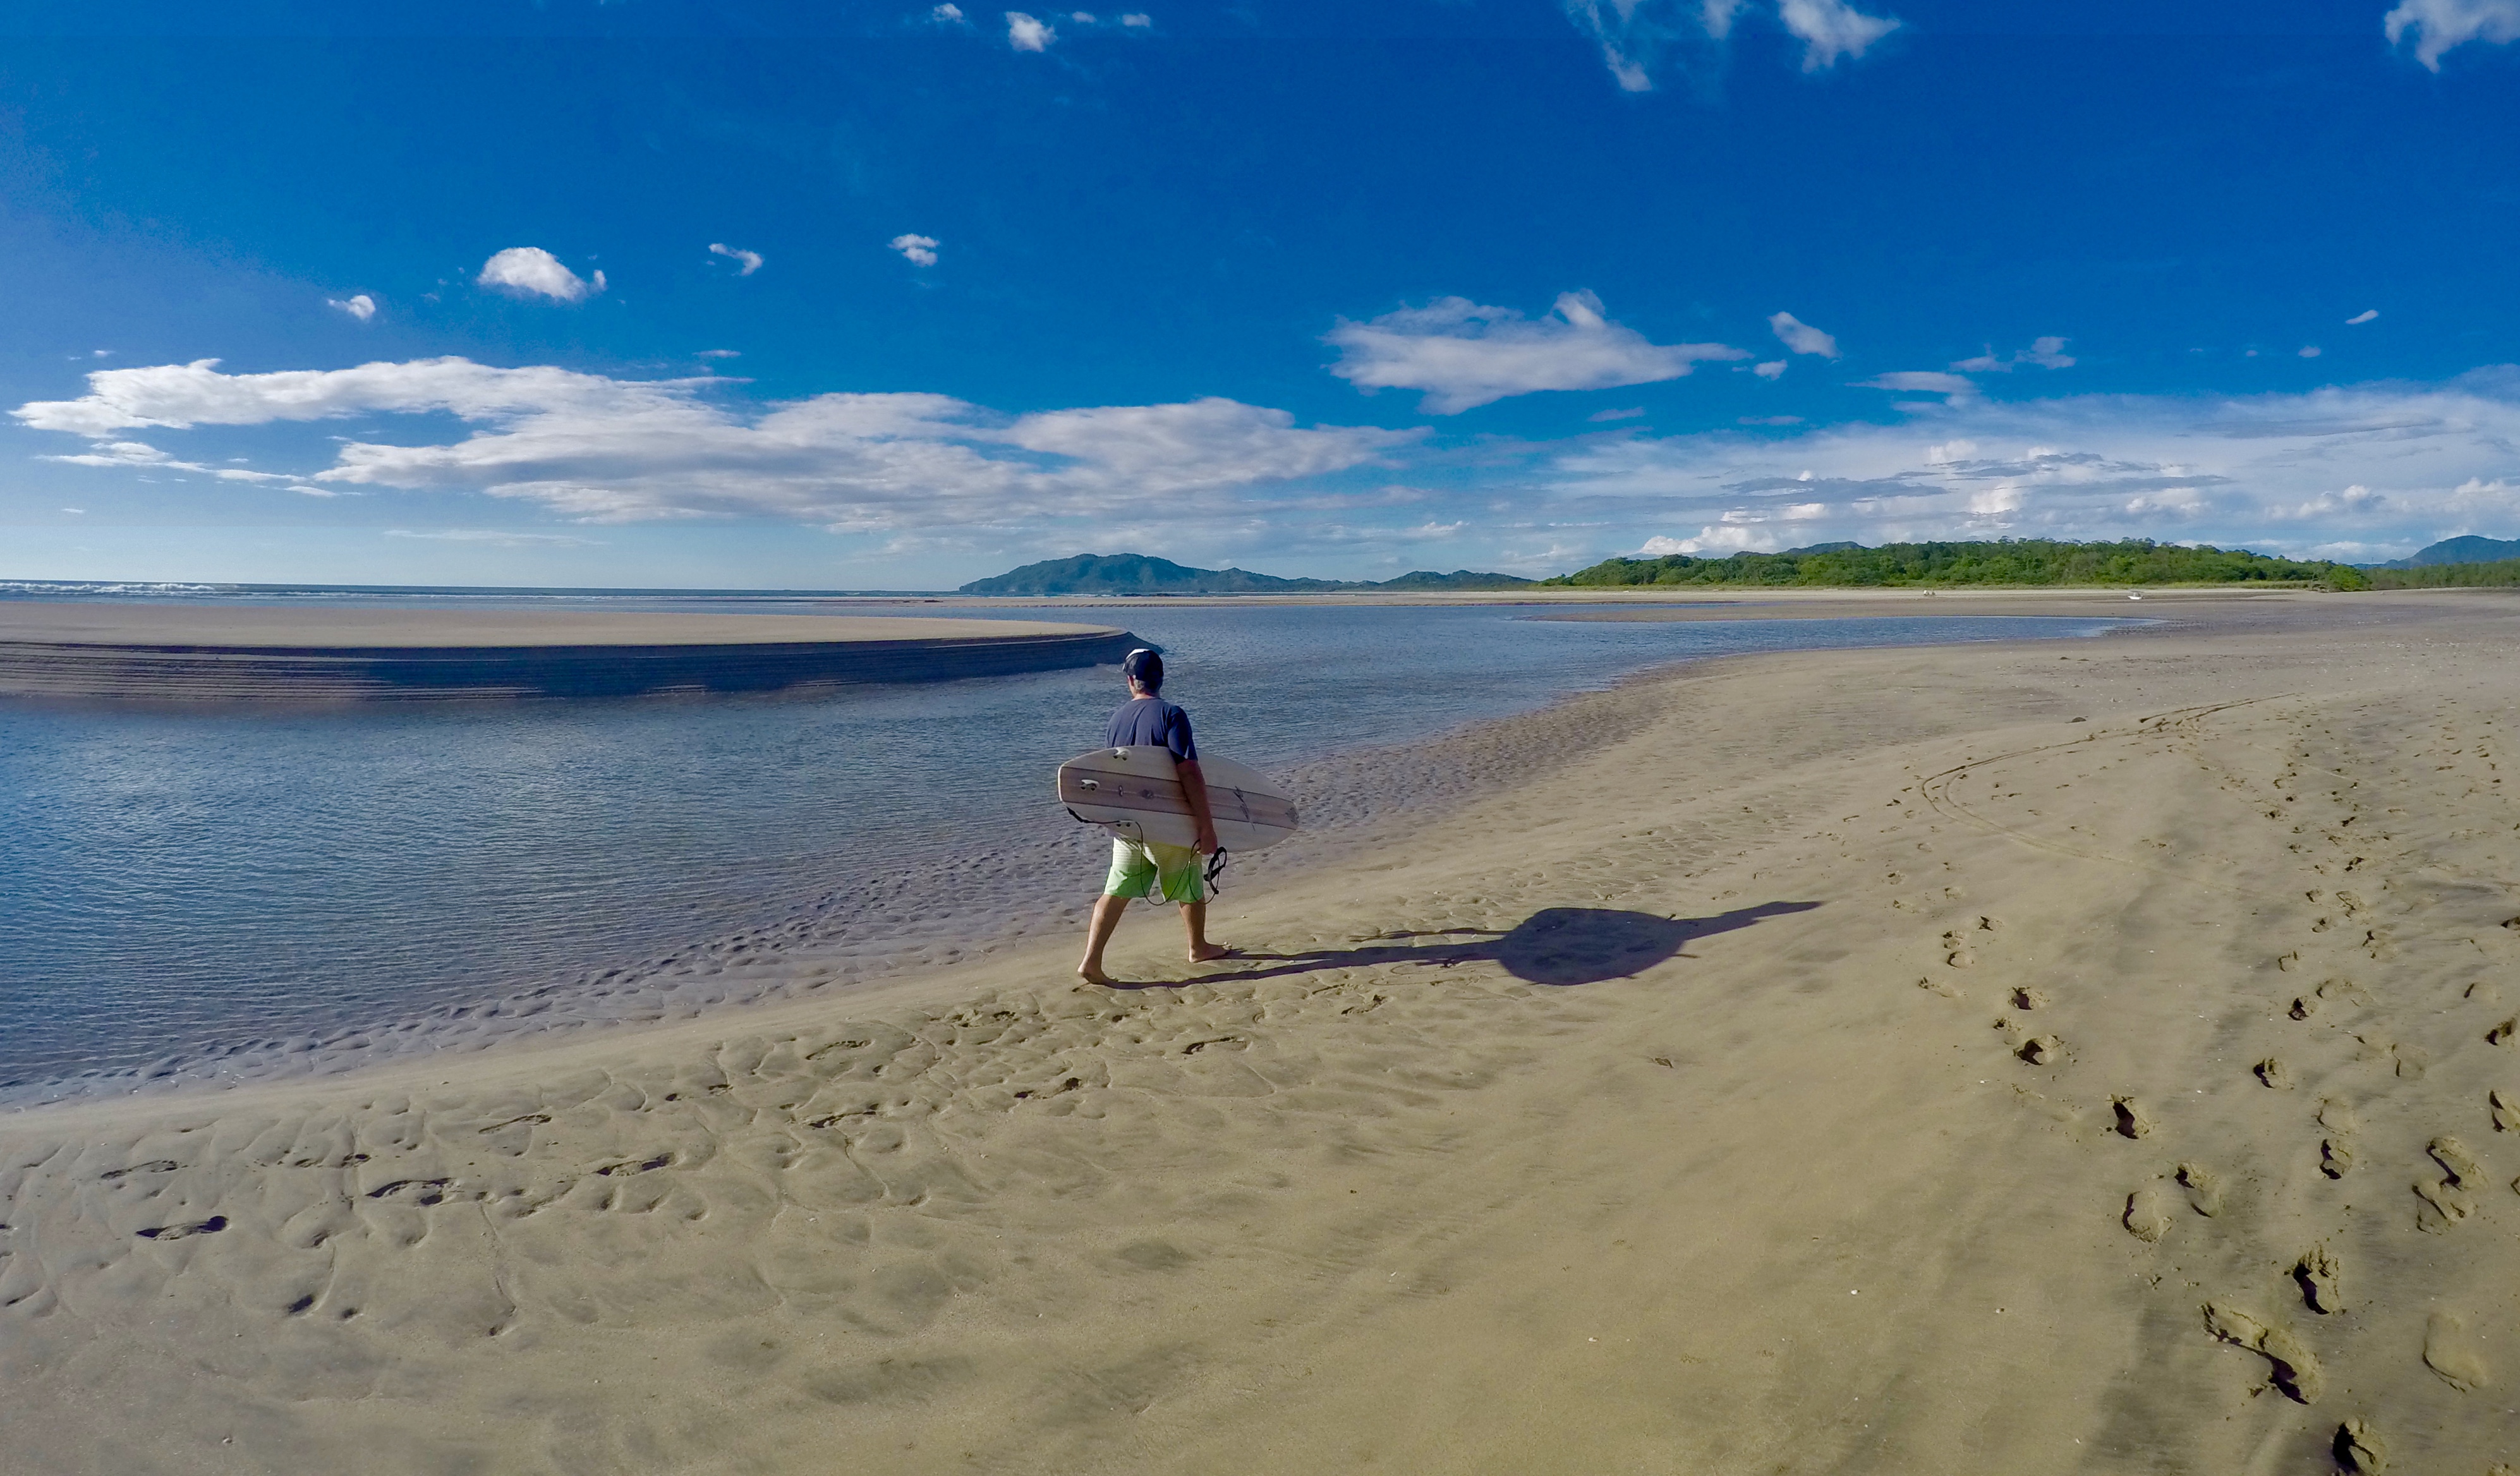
1079, 648, 1230, 986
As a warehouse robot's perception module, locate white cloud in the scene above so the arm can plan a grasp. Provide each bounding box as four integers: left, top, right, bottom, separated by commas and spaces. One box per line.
1753, 360, 1788, 380
1120, 11, 1151, 23
2301, 346, 2323, 359
1951, 336, 2075, 373
2347, 309, 2380, 325
1071, 11, 1095, 21
1776, 0, 1899, 70
61, 507, 83, 514
1855, 370, 1978, 404
1767, 311, 1839, 358
1544, 368, 2520, 562
931, 2, 965, 19
708, 243, 763, 275
1006, 11, 1055, 49
2385, 0, 2520, 69
697, 349, 742, 360
35, 435, 301, 485
1589, 406, 1647, 421
1326, 291, 1745, 414
476, 248, 605, 304
1560, 0, 1726, 92
1560, 0, 1887, 90
327, 294, 377, 322
890, 233, 940, 267
13, 357, 1422, 531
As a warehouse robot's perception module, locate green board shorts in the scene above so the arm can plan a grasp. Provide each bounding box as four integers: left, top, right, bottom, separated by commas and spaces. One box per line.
1105, 837, 1209, 904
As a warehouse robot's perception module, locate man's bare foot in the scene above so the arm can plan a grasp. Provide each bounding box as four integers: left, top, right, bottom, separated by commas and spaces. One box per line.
1077, 963, 1116, 986
1187, 942, 1233, 964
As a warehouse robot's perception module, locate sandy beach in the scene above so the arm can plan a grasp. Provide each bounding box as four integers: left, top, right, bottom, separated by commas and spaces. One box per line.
5, 590, 2517, 1474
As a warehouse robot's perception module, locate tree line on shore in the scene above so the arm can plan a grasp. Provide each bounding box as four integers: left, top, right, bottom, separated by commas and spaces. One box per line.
1545, 540, 2387, 590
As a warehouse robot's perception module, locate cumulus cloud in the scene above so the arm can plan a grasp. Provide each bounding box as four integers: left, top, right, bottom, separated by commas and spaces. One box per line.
890, 233, 940, 267
1776, 0, 1899, 70
708, 243, 763, 275
476, 248, 605, 304
1006, 11, 1055, 49
1326, 291, 1745, 414
13, 357, 1422, 531
1951, 336, 2075, 373
327, 294, 377, 322
931, 3, 965, 20
2385, 0, 2520, 69
1120, 11, 1151, 23
1549, 368, 2520, 562
1753, 360, 1788, 380
2347, 309, 2380, 325
1767, 311, 1839, 358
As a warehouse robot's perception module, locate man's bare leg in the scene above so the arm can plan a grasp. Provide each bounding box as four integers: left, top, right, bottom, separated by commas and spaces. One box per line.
1079, 893, 1129, 984
1182, 900, 1228, 963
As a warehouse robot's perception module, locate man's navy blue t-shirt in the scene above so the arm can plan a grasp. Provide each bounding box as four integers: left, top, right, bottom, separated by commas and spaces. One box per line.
1106, 696, 1197, 762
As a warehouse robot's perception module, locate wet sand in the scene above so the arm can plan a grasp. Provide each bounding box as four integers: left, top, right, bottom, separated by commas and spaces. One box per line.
0, 604, 1136, 701
3, 589, 2516, 1474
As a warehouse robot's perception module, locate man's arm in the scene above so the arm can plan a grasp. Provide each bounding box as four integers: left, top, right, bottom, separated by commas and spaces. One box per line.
1177, 758, 1221, 855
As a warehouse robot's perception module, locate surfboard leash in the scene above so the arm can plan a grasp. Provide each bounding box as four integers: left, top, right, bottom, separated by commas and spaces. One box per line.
1204, 846, 1229, 894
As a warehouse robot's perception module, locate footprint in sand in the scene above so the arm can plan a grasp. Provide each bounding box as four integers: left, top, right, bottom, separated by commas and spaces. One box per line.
2203, 1301, 2323, 1403
2176, 1163, 2224, 1216
2112, 1097, 2154, 1139
2256, 1058, 2294, 1090
2490, 1017, 2519, 1047
2124, 1187, 2172, 1242
135, 1216, 227, 1240
2332, 1418, 2386, 1473
2291, 995, 2321, 1020
2293, 1244, 2343, 1314
2492, 1089, 2519, 1133
2320, 977, 2372, 1007
2016, 1034, 2063, 1065
2414, 1137, 2483, 1232
2011, 986, 2047, 1010
2423, 1310, 2491, 1392
2322, 1139, 2356, 1178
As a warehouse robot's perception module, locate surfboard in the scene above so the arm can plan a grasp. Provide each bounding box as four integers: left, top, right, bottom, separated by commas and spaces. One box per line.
1056, 746, 1299, 851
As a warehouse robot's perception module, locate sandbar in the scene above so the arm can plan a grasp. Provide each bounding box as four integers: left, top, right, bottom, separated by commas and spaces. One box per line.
0, 602, 1137, 701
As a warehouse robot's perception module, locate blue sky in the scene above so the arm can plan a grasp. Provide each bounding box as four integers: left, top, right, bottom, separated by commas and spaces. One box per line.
3, 0, 2516, 588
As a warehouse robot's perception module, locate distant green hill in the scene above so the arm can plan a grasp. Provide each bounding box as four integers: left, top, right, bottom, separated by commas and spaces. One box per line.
959, 553, 1534, 595
2376, 535, 2520, 569
1546, 539, 2367, 590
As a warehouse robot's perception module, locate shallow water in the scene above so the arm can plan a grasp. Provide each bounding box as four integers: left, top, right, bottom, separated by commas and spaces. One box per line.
0, 595, 2135, 1098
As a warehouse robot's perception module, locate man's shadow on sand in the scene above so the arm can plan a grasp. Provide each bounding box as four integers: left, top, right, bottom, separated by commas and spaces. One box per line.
1118, 900, 1820, 989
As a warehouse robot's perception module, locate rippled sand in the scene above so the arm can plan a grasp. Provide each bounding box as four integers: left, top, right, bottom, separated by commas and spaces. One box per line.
4, 590, 2516, 1474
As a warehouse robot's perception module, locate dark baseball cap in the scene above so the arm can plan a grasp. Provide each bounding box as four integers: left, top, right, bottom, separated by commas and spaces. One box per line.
1121, 648, 1165, 688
